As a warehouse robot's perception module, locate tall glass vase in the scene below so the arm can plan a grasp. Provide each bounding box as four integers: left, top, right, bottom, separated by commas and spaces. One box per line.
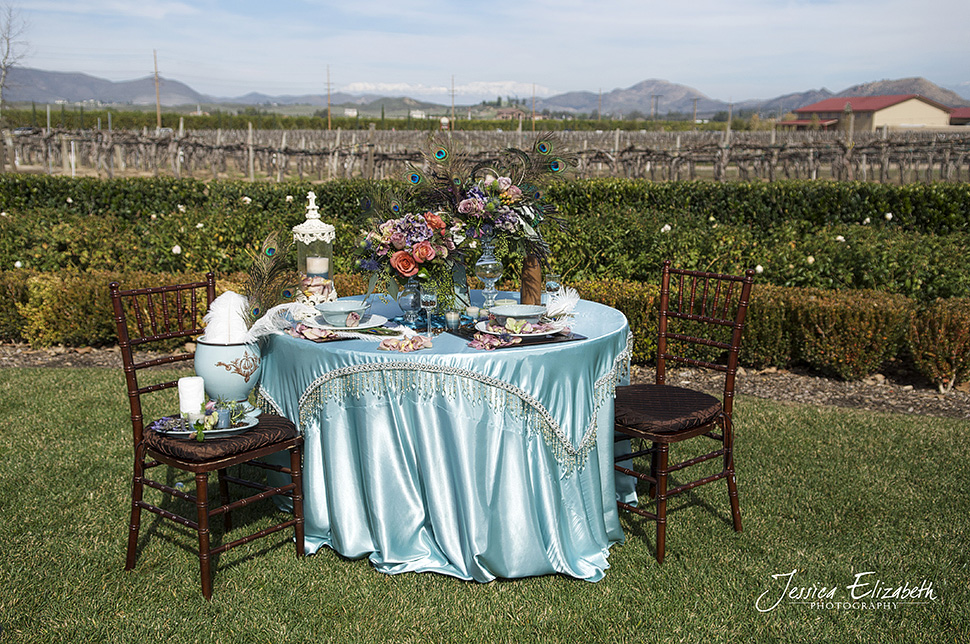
475, 239, 504, 308
397, 278, 421, 325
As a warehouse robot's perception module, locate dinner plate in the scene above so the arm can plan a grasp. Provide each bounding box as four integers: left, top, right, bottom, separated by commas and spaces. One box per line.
313, 314, 388, 331
475, 320, 566, 338
152, 415, 258, 437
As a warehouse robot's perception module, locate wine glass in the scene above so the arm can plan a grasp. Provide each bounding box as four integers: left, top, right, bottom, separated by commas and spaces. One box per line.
419, 286, 438, 335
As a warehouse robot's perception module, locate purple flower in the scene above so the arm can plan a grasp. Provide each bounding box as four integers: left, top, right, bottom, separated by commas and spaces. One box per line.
389, 232, 406, 249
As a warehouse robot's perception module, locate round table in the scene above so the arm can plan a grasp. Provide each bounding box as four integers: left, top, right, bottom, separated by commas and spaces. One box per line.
257, 292, 630, 582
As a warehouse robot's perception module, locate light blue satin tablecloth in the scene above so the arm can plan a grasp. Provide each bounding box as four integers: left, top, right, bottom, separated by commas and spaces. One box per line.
257, 293, 630, 582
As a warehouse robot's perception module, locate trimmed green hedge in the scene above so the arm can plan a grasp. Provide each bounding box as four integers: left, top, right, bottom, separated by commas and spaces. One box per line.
2, 269, 963, 390
3, 176, 969, 302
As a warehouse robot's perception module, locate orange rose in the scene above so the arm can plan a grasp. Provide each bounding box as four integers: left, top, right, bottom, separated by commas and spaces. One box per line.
424, 212, 446, 230
389, 251, 419, 277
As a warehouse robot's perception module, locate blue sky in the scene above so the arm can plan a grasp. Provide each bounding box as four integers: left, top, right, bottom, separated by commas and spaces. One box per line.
20, 0, 970, 103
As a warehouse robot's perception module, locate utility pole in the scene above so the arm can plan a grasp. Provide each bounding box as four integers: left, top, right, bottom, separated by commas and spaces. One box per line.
598, 88, 602, 120
326, 65, 332, 131
153, 50, 162, 129
450, 75, 455, 124
692, 97, 699, 124
651, 94, 663, 120
531, 83, 536, 132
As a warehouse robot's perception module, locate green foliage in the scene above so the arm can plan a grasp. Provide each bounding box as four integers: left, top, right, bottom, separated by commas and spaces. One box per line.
907, 298, 970, 392
572, 279, 659, 364
790, 289, 913, 380
0, 269, 31, 341
742, 285, 798, 368
3, 177, 970, 303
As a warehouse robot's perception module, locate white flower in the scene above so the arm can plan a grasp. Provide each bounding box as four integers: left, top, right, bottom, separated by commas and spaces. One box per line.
172, 245, 182, 255
708, 216, 716, 222
660, 224, 672, 233
285, 195, 294, 202
884, 212, 893, 221
14, 260, 22, 268
66, 197, 73, 204
196, 223, 204, 229
862, 217, 870, 225
241, 196, 252, 205
177, 204, 186, 213
807, 255, 815, 265
0, 211, 7, 217
835, 235, 845, 242
755, 265, 764, 274
150, 213, 157, 220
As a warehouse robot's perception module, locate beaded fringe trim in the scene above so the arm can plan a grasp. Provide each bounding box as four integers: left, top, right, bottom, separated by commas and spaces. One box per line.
257, 333, 632, 477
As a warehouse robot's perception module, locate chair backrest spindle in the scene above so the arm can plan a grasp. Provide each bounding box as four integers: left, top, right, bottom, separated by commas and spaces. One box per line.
656, 260, 756, 411
109, 273, 216, 448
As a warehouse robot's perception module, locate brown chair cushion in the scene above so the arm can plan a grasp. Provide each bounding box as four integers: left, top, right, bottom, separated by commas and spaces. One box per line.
144, 413, 298, 463
614, 384, 722, 434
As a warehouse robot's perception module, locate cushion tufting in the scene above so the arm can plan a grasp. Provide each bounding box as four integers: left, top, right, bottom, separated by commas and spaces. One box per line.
614, 384, 722, 434
144, 413, 298, 463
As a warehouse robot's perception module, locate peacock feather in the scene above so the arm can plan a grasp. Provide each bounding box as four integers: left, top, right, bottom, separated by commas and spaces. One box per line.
245, 231, 298, 326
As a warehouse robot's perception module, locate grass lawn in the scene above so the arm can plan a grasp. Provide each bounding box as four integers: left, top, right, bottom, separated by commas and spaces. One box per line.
0, 367, 967, 643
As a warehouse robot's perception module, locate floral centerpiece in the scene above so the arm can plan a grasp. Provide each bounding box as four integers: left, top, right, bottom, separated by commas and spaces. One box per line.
355, 208, 461, 307
403, 134, 572, 305
355, 135, 571, 310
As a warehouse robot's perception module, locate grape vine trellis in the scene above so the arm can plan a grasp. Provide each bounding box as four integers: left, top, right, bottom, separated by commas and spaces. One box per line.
6, 128, 970, 184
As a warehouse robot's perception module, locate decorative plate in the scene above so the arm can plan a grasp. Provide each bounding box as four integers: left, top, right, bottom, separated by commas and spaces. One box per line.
151, 415, 258, 437
313, 314, 388, 331
475, 320, 567, 338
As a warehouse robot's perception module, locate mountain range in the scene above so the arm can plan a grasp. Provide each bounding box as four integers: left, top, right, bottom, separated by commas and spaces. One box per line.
5, 67, 969, 118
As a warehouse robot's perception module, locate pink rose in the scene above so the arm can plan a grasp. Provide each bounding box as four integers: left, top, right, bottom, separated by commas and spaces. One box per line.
412, 241, 437, 263
458, 198, 483, 215
434, 244, 448, 260
497, 176, 513, 191
389, 251, 418, 277
505, 185, 522, 199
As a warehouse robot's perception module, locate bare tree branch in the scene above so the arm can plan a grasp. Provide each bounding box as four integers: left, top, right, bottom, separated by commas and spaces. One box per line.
0, 3, 29, 118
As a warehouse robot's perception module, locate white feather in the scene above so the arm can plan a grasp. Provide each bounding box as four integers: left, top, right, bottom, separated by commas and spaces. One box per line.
246, 302, 318, 341
202, 291, 250, 344
545, 286, 580, 321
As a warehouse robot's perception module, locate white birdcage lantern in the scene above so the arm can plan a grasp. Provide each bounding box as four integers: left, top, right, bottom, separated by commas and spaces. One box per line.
292, 191, 335, 279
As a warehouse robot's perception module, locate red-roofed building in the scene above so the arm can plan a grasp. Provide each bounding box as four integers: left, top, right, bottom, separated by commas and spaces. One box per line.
950, 107, 970, 126
781, 94, 953, 131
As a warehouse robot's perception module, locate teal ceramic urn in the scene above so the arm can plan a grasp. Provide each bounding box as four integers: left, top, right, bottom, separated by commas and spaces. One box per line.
194, 339, 262, 403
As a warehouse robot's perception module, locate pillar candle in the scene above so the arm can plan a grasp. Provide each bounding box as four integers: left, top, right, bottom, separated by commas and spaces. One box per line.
465, 306, 480, 319
445, 311, 461, 329
305, 256, 330, 275
178, 376, 206, 416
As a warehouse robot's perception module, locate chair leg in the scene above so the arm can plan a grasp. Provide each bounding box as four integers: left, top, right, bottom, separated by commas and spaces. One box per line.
125, 446, 146, 571
217, 468, 232, 533
727, 470, 743, 533
290, 447, 305, 557
655, 443, 669, 564
723, 419, 743, 533
195, 472, 213, 600
648, 442, 660, 499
